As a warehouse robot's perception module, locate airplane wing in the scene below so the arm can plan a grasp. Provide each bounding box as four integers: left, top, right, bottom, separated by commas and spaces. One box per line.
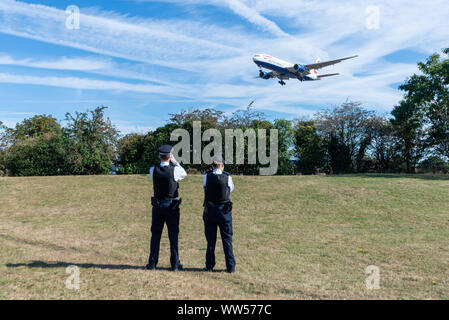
318, 73, 339, 78
304, 55, 358, 70
305, 73, 340, 81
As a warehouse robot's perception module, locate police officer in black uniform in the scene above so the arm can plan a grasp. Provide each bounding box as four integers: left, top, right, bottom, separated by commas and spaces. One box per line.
146, 145, 187, 271
203, 158, 236, 273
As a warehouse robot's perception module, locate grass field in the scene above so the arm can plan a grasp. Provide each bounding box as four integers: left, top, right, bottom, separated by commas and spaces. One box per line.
0, 174, 448, 299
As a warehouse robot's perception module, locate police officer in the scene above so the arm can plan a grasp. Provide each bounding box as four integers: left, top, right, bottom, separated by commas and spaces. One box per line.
203, 158, 236, 273
146, 145, 187, 271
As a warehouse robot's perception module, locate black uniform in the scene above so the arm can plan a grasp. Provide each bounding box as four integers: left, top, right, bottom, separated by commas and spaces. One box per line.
203, 171, 236, 273
147, 163, 182, 270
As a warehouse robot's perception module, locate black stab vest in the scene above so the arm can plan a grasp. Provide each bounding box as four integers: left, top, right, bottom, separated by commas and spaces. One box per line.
153, 164, 179, 199
205, 172, 230, 203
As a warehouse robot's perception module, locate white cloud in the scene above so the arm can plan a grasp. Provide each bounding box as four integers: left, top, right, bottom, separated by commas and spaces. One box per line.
223, 0, 289, 37
132, 0, 289, 37
0, 73, 178, 95
0, 54, 111, 71
0, 0, 244, 70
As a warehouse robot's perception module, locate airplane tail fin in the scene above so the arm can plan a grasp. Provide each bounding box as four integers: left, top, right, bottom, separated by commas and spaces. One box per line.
316, 58, 321, 63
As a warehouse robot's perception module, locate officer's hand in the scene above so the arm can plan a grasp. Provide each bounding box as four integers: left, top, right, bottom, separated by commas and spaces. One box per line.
169, 154, 177, 164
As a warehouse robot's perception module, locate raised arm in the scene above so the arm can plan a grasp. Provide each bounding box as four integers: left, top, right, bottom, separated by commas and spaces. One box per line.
170, 155, 187, 181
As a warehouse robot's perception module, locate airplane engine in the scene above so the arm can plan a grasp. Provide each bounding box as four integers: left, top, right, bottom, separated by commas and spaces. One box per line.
259, 70, 271, 79
293, 64, 306, 73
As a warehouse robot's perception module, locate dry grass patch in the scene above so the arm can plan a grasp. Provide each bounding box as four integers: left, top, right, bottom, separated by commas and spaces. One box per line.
0, 174, 448, 299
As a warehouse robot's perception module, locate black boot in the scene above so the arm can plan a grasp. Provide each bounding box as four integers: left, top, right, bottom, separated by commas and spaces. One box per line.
172, 264, 183, 272
145, 264, 156, 270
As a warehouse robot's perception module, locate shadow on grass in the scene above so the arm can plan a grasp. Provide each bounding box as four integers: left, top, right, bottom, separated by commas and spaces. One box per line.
5, 261, 226, 272
329, 173, 449, 181
0, 233, 87, 253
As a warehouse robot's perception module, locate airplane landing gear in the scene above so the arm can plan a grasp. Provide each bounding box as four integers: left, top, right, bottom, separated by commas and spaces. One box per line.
278, 80, 286, 86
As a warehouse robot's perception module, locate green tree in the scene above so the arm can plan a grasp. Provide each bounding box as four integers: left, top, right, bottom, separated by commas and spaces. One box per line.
274, 119, 295, 175
0, 120, 5, 139
6, 133, 73, 176
390, 100, 427, 173
117, 133, 155, 174
169, 108, 225, 128
0, 120, 7, 148
65, 106, 119, 175
0, 150, 6, 176
400, 48, 449, 159
316, 102, 374, 173
0, 121, 6, 176
327, 133, 352, 174
166, 104, 273, 175
3, 114, 61, 145
1, 116, 67, 176
224, 101, 266, 128
117, 122, 184, 174
368, 116, 398, 172
294, 120, 326, 174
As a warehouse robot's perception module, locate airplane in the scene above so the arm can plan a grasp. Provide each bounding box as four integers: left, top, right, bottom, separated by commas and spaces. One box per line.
253, 54, 358, 85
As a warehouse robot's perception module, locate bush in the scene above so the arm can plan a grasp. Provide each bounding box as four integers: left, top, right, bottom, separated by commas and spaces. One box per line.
117, 133, 156, 174
418, 156, 449, 174
0, 148, 6, 176
6, 133, 73, 176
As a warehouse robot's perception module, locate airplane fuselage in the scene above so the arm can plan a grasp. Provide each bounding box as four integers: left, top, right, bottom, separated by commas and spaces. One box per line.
253, 54, 317, 81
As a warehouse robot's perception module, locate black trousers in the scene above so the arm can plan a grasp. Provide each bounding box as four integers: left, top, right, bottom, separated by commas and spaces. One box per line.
148, 200, 181, 268
203, 203, 235, 272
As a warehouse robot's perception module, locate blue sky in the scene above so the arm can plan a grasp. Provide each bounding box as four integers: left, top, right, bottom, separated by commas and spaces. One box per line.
0, 0, 447, 134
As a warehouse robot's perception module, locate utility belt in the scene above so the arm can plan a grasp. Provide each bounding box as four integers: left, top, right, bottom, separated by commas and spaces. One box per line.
151, 197, 182, 210
204, 200, 233, 213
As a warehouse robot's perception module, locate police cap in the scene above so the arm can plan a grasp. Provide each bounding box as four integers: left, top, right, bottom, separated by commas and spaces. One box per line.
158, 145, 173, 156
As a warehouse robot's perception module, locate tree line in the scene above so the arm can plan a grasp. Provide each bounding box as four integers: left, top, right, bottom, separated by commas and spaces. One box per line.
0, 48, 448, 176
